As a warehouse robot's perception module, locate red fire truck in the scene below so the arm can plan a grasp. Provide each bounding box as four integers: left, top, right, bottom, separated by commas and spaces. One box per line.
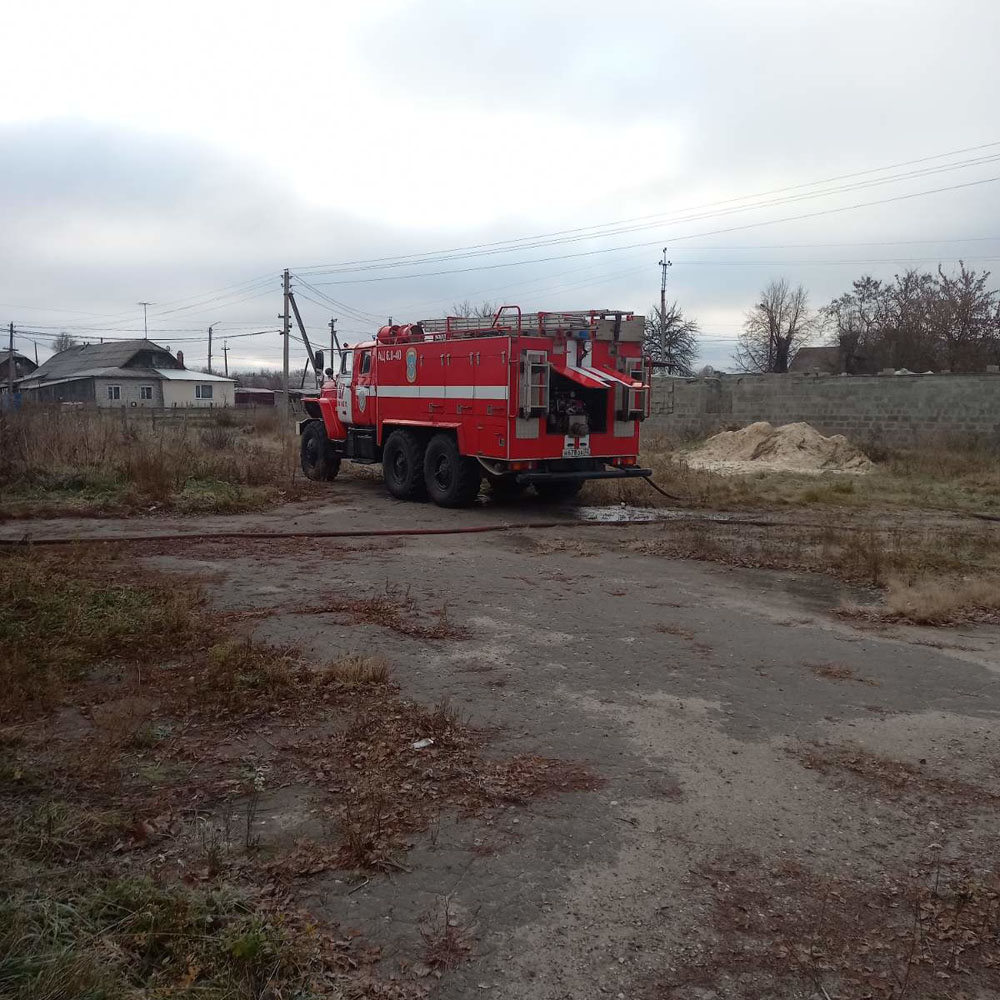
298, 306, 651, 506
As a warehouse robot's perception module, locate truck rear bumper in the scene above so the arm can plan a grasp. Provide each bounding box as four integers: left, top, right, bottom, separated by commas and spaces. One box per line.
514, 467, 652, 485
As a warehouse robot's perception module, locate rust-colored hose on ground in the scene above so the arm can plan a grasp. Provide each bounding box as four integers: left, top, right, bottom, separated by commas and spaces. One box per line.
0, 510, 871, 548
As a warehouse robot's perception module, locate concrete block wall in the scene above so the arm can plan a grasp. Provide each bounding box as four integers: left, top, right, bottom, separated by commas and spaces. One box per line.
646, 372, 1000, 446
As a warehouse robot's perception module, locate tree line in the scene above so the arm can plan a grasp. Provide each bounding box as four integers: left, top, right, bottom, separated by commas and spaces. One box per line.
735, 263, 1000, 374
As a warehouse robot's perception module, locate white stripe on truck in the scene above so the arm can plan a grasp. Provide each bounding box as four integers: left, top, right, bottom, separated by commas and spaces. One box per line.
376, 385, 509, 400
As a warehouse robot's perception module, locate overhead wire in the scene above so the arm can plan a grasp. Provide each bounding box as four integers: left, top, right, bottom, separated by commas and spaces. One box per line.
293, 144, 1000, 275
289, 274, 385, 323
301, 156, 1000, 278
304, 175, 1000, 286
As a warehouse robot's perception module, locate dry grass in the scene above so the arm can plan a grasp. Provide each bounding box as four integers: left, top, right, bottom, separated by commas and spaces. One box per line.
0, 545, 605, 996
881, 575, 1000, 624
660, 850, 1000, 1000
322, 583, 466, 641
624, 515, 1000, 624
626, 518, 1000, 587
809, 663, 879, 685
0, 546, 205, 722
584, 432, 1000, 517
322, 653, 392, 686
420, 901, 473, 972
0, 406, 306, 516
794, 743, 999, 812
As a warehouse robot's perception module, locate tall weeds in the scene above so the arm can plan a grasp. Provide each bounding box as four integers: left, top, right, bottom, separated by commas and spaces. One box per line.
0, 406, 298, 511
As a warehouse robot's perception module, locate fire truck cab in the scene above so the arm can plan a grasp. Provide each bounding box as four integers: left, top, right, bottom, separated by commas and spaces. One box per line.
299, 306, 652, 507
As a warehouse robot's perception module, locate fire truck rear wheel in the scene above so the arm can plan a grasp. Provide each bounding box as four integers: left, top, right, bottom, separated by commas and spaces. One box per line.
424, 433, 481, 507
534, 479, 583, 501
300, 420, 341, 482
382, 429, 428, 501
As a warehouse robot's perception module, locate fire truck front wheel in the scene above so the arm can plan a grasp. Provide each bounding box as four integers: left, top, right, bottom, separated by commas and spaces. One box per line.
300, 420, 341, 482
382, 429, 428, 501
424, 433, 481, 507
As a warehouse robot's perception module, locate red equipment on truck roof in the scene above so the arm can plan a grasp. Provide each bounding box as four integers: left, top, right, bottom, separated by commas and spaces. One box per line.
298, 305, 652, 507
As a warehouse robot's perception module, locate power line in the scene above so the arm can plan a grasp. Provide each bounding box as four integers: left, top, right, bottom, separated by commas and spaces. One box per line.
15, 327, 281, 344
293, 142, 1000, 274
289, 274, 384, 323
304, 175, 1000, 286
300, 154, 1000, 278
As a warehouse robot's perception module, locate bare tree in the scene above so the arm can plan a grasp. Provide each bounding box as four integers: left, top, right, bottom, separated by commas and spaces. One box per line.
233, 368, 286, 389
822, 265, 1000, 373
931, 262, 998, 371
52, 331, 79, 353
643, 301, 700, 376
822, 275, 886, 373
450, 300, 498, 320
734, 279, 813, 373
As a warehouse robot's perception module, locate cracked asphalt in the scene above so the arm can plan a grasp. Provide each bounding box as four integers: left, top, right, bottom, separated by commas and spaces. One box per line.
6, 478, 999, 998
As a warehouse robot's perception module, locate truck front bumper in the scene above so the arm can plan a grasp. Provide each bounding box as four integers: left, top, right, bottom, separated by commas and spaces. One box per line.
514, 467, 653, 485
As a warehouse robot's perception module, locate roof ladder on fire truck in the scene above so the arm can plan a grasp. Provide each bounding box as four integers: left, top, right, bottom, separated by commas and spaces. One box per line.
418, 307, 634, 340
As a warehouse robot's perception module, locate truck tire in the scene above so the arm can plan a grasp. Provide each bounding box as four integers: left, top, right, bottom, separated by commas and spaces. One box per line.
382, 429, 427, 501
534, 479, 583, 502
300, 420, 341, 481
424, 433, 481, 507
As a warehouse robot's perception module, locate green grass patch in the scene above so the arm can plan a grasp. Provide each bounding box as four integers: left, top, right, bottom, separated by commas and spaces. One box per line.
0, 549, 203, 722
0, 874, 316, 1000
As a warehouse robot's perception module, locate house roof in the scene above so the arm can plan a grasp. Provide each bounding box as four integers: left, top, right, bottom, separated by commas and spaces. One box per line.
1, 350, 33, 364
788, 346, 841, 373
24, 340, 172, 382
155, 369, 234, 383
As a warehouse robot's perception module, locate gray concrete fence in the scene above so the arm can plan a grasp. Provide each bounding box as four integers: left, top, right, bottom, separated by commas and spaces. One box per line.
646, 371, 1000, 447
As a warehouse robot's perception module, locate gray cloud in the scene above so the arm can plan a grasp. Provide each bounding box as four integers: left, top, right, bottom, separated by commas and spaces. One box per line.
4, 0, 1000, 372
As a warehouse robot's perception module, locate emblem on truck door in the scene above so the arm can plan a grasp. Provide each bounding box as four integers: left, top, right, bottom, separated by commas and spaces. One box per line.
405, 347, 418, 383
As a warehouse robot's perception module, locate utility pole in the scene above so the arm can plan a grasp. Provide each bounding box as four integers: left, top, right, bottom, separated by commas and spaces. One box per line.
138, 301, 153, 338
659, 248, 672, 373
6, 322, 13, 396
281, 269, 291, 428
33, 341, 38, 365
329, 317, 338, 373
207, 325, 213, 373
222, 341, 229, 377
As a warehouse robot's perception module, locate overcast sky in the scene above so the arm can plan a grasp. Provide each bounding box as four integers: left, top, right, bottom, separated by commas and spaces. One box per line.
2, 0, 999, 372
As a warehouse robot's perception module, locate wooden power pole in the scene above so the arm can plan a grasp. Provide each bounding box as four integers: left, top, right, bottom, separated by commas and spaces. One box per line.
659, 248, 672, 373
281, 269, 291, 427
207, 325, 213, 373
6, 322, 14, 396
222, 341, 229, 377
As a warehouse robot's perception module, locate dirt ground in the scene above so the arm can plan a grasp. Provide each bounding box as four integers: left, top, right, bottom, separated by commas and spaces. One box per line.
5, 478, 1000, 999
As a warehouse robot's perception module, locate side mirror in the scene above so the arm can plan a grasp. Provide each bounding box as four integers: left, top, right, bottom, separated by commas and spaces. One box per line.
313, 350, 324, 372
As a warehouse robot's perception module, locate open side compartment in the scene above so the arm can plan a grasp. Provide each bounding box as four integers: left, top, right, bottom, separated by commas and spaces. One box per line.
545, 369, 608, 436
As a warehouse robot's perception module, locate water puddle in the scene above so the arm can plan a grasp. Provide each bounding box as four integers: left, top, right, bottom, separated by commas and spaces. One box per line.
574, 505, 666, 522
573, 505, 747, 524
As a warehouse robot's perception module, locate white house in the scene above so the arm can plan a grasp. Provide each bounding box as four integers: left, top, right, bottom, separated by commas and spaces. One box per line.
17, 339, 235, 408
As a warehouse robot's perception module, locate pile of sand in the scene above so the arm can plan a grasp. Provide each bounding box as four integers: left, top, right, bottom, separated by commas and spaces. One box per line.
682, 421, 874, 476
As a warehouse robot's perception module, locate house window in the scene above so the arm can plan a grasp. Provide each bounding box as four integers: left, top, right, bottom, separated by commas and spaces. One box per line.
107, 385, 121, 401
140, 385, 153, 400
196, 384, 213, 399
